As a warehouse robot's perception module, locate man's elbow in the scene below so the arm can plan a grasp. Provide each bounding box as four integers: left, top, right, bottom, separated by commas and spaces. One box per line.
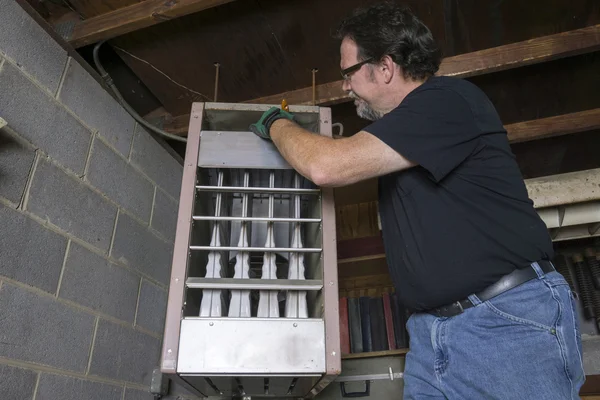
309, 164, 345, 187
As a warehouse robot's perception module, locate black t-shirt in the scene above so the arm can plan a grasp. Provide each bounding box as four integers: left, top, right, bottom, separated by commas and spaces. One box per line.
363, 76, 554, 312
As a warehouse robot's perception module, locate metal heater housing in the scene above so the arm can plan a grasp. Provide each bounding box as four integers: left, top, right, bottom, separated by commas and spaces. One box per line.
161, 102, 341, 399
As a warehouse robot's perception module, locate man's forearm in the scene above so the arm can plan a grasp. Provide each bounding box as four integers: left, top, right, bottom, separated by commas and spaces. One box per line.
269, 119, 334, 183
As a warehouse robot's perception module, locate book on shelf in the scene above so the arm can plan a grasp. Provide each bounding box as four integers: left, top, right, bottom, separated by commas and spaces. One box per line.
340, 291, 410, 354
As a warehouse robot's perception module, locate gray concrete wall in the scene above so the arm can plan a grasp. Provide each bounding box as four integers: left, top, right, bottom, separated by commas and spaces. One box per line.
0, 2, 196, 398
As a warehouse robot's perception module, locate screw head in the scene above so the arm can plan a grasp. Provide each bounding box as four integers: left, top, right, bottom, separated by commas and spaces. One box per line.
293, 323, 298, 327
209, 322, 214, 326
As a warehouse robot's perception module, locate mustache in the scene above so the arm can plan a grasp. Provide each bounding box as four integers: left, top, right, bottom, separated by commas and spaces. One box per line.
349, 91, 363, 101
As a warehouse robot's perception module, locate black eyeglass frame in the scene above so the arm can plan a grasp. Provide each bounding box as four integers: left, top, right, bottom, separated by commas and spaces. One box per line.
340, 57, 374, 79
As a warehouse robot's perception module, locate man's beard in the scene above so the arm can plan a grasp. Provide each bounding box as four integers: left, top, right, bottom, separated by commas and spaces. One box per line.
349, 91, 383, 121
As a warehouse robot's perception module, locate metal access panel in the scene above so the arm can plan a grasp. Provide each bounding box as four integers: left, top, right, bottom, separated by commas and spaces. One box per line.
161, 102, 341, 399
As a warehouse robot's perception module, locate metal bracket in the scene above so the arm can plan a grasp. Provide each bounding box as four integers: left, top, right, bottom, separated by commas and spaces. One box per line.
337, 367, 403, 398
336, 367, 404, 383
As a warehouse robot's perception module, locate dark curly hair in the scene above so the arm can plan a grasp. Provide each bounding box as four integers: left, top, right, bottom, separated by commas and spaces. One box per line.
335, 2, 441, 81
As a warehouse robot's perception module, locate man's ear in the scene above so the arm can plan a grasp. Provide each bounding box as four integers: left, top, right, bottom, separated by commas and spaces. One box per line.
380, 55, 396, 84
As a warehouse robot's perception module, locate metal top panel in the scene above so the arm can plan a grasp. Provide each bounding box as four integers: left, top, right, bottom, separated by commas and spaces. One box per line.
199, 130, 292, 169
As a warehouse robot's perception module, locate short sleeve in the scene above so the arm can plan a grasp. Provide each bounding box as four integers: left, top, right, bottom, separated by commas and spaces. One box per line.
363, 88, 480, 182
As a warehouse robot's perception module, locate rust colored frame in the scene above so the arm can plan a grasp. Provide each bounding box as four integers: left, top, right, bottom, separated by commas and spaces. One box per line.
161, 103, 204, 375
307, 107, 342, 397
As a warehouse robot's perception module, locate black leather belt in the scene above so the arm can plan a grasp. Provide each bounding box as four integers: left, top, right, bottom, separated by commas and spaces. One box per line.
427, 260, 555, 318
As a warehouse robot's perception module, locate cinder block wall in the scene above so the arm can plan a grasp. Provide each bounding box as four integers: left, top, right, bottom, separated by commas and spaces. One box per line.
0, 2, 197, 399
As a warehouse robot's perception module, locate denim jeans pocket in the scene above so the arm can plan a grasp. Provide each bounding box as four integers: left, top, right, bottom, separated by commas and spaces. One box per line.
482, 277, 565, 332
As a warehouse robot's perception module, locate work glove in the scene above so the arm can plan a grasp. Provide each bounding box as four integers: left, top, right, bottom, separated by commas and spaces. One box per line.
249, 107, 295, 140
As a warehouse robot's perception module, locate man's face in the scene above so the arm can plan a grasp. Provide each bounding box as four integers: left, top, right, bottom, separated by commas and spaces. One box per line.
340, 37, 383, 121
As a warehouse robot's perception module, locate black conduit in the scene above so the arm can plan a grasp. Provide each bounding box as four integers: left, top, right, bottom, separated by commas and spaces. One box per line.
92, 40, 187, 143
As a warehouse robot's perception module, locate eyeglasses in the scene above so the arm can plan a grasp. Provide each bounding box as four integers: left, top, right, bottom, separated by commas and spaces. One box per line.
340, 58, 374, 80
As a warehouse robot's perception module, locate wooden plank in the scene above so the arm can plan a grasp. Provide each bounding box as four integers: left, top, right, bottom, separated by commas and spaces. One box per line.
68, 0, 237, 48
506, 108, 600, 143
581, 374, 600, 395
336, 201, 380, 241
247, 24, 600, 106
337, 235, 384, 261
342, 348, 409, 360
338, 254, 386, 265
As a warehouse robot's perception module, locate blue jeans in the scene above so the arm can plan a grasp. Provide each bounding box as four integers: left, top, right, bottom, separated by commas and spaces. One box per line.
403, 263, 585, 399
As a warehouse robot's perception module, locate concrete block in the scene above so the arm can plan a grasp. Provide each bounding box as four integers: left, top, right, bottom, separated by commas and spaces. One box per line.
130, 125, 182, 199
151, 188, 178, 242
0, 130, 36, 205
112, 212, 173, 284
87, 138, 154, 222
136, 279, 167, 334
124, 388, 154, 400
36, 374, 122, 400
0, 0, 67, 93
0, 364, 38, 400
0, 204, 67, 293
60, 243, 140, 323
27, 159, 117, 251
58, 59, 134, 156
0, 283, 95, 372
89, 319, 160, 385
0, 61, 91, 174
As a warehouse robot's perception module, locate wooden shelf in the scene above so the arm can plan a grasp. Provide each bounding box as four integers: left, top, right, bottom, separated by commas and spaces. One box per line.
341, 348, 409, 360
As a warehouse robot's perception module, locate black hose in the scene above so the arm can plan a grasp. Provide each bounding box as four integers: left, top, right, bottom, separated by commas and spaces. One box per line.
92, 40, 187, 143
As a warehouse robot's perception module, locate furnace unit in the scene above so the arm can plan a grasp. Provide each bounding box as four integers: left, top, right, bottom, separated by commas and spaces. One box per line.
161, 102, 341, 399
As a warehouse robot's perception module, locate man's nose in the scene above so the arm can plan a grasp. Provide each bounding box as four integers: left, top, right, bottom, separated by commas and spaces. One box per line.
342, 79, 350, 92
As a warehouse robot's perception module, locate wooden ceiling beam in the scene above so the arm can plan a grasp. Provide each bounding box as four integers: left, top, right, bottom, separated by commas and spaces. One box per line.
506, 108, 600, 144
66, 0, 236, 48
163, 24, 600, 133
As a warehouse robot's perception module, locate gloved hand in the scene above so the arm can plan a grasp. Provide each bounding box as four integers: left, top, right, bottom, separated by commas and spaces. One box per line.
249, 107, 295, 140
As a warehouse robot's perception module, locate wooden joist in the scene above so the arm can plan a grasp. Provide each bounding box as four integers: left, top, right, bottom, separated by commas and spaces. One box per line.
67, 0, 236, 48
506, 108, 600, 143
248, 24, 600, 107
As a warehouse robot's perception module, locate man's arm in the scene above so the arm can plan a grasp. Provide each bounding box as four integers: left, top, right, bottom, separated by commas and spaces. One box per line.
270, 119, 416, 187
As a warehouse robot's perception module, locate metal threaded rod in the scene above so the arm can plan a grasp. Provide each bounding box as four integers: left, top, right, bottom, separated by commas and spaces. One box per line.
585, 248, 600, 290
553, 254, 577, 291
572, 254, 596, 320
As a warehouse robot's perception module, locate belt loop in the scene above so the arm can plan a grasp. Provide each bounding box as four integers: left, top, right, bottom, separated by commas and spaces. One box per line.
468, 294, 482, 305
530, 261, 545, 278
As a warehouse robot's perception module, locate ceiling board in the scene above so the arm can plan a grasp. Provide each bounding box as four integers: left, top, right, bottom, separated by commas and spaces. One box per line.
445, 0, 600, 55
253, 0, 446, 91
469, 52, 600, 125
113, 0, 297, 115
110, 0, 445, 115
